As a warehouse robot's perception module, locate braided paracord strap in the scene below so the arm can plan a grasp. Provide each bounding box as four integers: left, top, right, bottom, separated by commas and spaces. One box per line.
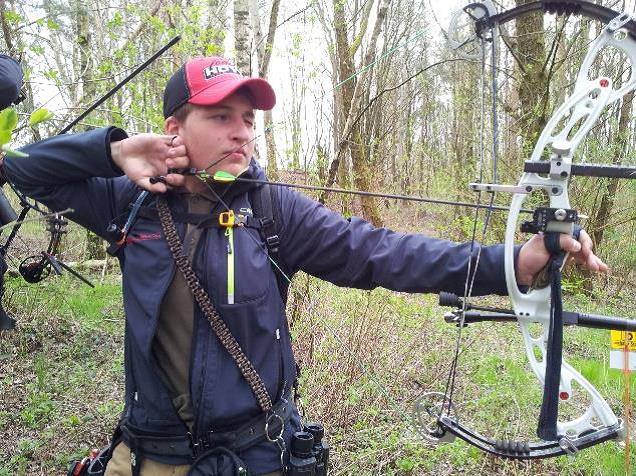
156, 196, 273, 413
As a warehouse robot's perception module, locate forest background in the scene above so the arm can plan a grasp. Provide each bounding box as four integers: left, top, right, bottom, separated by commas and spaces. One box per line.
0, 0, 635, 474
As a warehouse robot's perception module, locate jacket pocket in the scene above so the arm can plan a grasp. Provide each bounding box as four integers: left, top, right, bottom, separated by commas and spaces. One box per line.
223, 228, 270, 304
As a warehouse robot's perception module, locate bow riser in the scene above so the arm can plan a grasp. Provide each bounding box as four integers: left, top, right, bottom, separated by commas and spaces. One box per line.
578, 18, 636, 103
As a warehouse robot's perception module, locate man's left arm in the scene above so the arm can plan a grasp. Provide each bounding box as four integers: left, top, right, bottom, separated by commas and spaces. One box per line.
277, 187, 510, 296
277, 187, 606, 296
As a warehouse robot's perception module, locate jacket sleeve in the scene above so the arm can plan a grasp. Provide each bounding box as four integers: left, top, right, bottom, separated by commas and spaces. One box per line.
277, 186, 511, 296
3, 127, 137, 239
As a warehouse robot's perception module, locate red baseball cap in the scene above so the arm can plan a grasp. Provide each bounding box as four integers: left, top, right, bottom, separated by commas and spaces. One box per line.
163, 56, 276, 118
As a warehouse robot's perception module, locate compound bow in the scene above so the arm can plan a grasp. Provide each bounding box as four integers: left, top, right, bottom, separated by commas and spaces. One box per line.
414, 0, 636, 459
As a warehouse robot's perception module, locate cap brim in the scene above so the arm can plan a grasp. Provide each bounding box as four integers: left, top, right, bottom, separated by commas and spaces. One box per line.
188, 76, 276, 110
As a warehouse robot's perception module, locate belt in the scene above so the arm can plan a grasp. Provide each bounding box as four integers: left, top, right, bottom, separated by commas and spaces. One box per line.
121, 397, 293, 460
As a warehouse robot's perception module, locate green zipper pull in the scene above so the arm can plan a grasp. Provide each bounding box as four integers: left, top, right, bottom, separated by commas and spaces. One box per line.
225, 227, 235, 305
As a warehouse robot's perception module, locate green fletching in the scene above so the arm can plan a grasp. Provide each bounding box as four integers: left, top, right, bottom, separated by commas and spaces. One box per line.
213, 170, 237, 183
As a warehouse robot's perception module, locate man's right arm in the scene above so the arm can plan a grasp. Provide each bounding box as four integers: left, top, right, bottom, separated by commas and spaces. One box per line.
3, 127, 134, 238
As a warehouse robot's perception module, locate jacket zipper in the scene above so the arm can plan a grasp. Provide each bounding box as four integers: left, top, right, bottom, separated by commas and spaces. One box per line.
225, 227, 235, 304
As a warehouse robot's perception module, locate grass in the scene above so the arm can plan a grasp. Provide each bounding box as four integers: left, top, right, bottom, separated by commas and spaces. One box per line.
0, 212, 634, 475
290, 277, 635, 475
0, 270, 124, 476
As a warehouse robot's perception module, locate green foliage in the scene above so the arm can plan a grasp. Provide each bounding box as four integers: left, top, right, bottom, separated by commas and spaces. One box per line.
1, 271, 124, 472
20, 390, 56, 427
561, 274, 586, 295
46, 18, 59, 30
30, 45, 45, 56
107, 11, 123, 29
4, 10, 24, 24
290, 33, 303, 58
0, 108, 18, 131
44, 69, 59, 81
0, 106, 51, 157
62, 283, 124, 332
28, 108, 54, 127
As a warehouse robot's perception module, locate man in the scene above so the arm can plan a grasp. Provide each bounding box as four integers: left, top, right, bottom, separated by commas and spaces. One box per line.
3, 56, 606, 475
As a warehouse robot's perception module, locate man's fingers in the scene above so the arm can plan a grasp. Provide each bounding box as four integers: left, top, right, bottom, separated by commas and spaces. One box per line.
159, 134, 181, 147
558, 230, 609, 273
166, 155, 190, 169
164, 173, 186, 187
167, 144, 187, 158
558, 234, 581, 254
171, 135, 184, 147
136, 177, 168, 193
588, 254, 609, 273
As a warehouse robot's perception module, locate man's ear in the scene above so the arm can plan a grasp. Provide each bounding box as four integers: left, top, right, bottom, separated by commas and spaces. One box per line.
164, 116, 180, 135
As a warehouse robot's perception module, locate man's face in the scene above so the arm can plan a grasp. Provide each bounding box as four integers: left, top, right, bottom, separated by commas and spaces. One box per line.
166, 91, 256, 180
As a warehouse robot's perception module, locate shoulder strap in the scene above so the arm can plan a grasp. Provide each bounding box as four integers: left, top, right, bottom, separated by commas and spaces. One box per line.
250, 183, 289, 303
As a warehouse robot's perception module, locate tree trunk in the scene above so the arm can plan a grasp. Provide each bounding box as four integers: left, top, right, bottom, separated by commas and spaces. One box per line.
515, 0, 548, 157
259, 0, 281, 178
75, 0, 104, 259
590, 90, 633, 247
233, 0, 250, 73
323, 0, 390, 226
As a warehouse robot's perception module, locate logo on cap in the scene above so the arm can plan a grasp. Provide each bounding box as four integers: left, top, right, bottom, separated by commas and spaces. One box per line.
202, 64, 241, 80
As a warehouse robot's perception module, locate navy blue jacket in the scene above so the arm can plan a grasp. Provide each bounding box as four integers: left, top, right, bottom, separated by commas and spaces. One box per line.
5, 127, 510, 473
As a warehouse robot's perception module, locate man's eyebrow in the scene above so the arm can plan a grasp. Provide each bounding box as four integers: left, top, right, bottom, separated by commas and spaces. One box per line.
206, 105, 254, 117
207, 105, 231, 112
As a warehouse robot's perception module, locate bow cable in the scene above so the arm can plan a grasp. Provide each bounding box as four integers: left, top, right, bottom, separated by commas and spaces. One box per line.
440, 13, 500, 428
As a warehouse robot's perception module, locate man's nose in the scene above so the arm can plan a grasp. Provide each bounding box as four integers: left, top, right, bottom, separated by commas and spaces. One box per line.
231, 119, 251, 142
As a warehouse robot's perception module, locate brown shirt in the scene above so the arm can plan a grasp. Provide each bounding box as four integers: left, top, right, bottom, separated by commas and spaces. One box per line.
152, 191, 217, 429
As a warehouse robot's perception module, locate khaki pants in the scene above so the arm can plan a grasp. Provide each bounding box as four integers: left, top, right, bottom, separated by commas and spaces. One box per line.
105, 442, 283, 476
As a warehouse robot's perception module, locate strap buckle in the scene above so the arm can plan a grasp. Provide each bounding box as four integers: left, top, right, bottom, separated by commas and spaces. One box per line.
259, 217, 280, 253
219, 210, 235, 227
219, 210, 248, 228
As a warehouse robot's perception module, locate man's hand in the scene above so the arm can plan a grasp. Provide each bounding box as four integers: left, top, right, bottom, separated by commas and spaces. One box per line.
516, 229, 608, 287
110, 134, 189, 192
